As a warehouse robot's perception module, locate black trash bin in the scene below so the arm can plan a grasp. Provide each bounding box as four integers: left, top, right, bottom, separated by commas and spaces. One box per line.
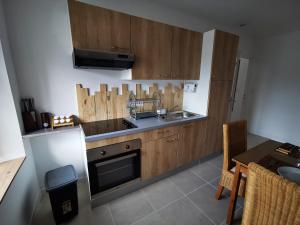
45, 165, 78, 224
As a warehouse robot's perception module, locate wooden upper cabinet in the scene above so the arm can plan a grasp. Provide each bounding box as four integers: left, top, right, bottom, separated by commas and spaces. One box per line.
211, 30, 239, 81
171, 27, 202, 80
68, 0, 131, 53
131, 17, 173, 80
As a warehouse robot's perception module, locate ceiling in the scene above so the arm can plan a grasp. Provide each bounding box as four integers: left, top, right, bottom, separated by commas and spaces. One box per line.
152, 0, 300, 38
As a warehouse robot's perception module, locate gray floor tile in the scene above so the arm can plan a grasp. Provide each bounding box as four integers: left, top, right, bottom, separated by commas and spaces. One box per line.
133, 212, 165, 225
142, 179, 184, 210
190, 162, 222, 182
68, 204, 113, 225
32, 194, 56, 225
158, 198, 214, 225
209, 177, 244, 208
188, 184, 242, 224
220, 207, 244, 225
109, 191, 153, 225
207, 154, 223, 169
170, 170, 206, 194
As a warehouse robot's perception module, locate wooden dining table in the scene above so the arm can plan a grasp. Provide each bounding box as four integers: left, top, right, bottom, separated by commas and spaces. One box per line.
226, 140, 300, 225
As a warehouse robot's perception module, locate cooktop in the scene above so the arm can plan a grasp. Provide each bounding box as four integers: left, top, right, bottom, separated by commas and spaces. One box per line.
81, 118, 137, 137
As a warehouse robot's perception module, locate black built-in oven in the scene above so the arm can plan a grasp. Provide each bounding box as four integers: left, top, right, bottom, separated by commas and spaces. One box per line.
87, 139, 141, 196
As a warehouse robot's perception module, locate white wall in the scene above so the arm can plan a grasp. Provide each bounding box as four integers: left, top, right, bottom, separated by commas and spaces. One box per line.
28, 129, 86, 188
0, 1, 40, 224
183, 30, 215, 115
0, 140, 40, 225
2, 0, 254, 117
0, 41, 25, 162
246, 30, 300, 145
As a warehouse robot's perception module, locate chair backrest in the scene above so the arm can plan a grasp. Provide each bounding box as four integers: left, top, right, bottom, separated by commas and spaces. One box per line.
242, 163, 300, 225
223, 120, 247, 171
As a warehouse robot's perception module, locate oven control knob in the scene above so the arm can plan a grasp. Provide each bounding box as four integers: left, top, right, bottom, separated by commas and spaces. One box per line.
99, 151, 106, 156
125, 145, 130, 149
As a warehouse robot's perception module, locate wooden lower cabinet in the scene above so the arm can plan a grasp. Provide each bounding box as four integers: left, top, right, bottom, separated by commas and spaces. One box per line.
177, 120, 207, 166
177, 123, 196, 166
141, 134, 179, 180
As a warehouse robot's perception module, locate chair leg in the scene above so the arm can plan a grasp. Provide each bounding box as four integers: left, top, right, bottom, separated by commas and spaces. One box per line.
215, 184, 224, 200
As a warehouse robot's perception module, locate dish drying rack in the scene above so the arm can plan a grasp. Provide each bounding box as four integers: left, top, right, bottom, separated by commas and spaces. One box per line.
128, 93, 161, 120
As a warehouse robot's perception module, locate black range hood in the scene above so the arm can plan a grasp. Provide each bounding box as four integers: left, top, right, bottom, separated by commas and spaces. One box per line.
73, 48, 134, 70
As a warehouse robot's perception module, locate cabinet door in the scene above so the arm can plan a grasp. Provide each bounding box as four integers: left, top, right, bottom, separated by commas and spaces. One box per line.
177, 120, 207, 166
193, 120, 208, 159
211, 30, 239, 81
178, 123, 196, 166
142, 134, 179, 180
131, 17, 172, 80
68, 0, 131, 53
171, 27, 202, 80
206, 81, 233, 154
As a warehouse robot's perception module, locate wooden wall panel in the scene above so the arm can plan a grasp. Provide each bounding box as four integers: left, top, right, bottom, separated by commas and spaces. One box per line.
95, 84, 108, 121
76, 84, 96, 123
76, 83, 183, 123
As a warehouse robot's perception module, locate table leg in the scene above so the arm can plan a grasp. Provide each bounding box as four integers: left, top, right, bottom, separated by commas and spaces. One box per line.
226, 163, 241, 225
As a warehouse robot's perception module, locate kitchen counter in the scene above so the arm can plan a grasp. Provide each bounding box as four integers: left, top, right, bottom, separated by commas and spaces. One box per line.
84, 115, 208, 142
22, 126, 81, 139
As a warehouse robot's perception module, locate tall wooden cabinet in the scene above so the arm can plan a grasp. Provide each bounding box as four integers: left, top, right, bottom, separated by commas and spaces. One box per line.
206, 81, 233, 154
205, 30, 239, 154
171, 27, 202, 80
211, 30, 239, 81
68, 0, 131, 53
131, 17, 173, 80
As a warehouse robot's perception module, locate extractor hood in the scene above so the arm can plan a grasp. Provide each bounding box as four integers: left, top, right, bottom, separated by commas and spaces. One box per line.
72, 48, 134, 70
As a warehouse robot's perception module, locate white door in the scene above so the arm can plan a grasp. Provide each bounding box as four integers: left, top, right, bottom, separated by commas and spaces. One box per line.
230, 58, 249, 121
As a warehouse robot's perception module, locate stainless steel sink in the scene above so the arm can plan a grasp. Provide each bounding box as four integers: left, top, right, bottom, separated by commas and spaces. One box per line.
160, 111, 198, 122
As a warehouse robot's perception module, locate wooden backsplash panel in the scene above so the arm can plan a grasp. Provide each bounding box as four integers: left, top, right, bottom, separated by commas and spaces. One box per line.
76, 83, 183, 123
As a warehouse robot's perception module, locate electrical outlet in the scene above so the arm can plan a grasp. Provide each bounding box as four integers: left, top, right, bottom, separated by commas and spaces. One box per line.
184, 82, 198, 93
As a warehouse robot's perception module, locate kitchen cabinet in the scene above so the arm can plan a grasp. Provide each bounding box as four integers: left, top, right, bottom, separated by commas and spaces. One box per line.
142, 134, 179, 180
68, 0, 131, 53
204, 30, 239, 154
131, 17, 173, 80
178, 120, 207, 166
171, 27, 202, 80
206, 80, 233, 154
68, 1, 202, 80
178, 123, 196, 166
211, 30, 239, 81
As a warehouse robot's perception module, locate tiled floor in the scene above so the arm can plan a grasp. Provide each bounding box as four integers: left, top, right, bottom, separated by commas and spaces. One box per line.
32, 133, 268, 225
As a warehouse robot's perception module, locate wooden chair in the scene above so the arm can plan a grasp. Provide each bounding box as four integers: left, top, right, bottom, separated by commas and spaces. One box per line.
241, 163, 300, 225
215, 120, 247, 200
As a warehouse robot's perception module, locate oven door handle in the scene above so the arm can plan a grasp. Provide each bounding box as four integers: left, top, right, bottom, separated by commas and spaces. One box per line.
95, 153, 138, 167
